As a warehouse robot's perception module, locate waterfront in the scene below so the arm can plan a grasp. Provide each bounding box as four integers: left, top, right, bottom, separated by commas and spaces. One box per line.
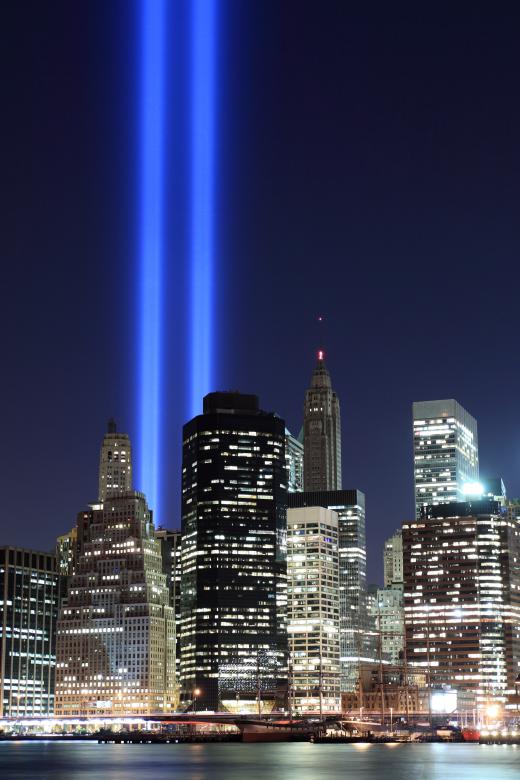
0, 742, 519, 779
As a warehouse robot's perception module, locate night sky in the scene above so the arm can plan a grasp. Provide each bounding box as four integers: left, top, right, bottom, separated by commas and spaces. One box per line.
2, 3, 520, 582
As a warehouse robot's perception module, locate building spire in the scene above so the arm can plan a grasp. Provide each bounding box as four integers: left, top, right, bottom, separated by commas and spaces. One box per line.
107, 418, 117, 434
303, 349, 342, 491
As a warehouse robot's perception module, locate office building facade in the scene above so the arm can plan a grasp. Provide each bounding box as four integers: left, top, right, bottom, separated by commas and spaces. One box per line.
303, 352, 342, 491
369, 587, 404, 666
287, 506, 341, 713
288, 489, 366, 691
0, 547, 61, 717
180, 392, 288, 712
413, 399, 479, 519
403, 500, 520, 706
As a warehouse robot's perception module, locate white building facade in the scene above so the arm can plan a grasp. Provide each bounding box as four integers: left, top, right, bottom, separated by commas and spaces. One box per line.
287, 506, 341, 713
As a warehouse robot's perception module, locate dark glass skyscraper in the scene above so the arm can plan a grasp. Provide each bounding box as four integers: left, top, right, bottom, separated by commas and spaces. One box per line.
303, 352, 342, 491
180, 392, 288, 712
0, 548, 61, 717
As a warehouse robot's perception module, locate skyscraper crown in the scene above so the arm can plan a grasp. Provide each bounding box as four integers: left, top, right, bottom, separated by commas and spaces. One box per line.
303, 349, 342, 491
310, 350, 332, 390
98, 423, 132, 502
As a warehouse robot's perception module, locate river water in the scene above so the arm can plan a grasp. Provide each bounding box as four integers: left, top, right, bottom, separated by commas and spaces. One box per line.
0, 741, 518, 779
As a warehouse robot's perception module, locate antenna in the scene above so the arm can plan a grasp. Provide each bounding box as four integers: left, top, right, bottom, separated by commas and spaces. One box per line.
317, 314, 326, 361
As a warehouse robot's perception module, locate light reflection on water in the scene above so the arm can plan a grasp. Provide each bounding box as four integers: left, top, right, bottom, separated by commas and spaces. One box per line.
0, 742, 519, 780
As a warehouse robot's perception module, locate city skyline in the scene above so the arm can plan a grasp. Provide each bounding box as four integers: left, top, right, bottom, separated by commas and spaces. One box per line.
1, 366, 515, 586
3, 4, 520, 589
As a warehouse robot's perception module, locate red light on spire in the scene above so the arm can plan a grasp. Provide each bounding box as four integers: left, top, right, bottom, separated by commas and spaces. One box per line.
318, 349, 324, 361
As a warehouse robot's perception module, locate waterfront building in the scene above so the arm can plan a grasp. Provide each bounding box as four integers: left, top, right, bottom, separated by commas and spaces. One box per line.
403, 499, 520, 707
285, 428, 304, 493
287, 506, 341, 713
288, 489, 367, 691
383, 529, 403, 590
413, 399, 479, 519
55, 426, 176, 717
0, 547, 61, 717
180, 392, 288, 712
98, 418, 132, 502
303, 351, 341, 492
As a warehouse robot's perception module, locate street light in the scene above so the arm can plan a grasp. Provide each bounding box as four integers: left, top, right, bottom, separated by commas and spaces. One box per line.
193, 688, 201, 713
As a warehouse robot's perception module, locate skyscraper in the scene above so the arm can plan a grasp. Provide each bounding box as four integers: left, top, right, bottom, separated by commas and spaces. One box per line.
285, 427, 304, 492
287, 506, 341, 713
288, 489, 366, 691
0, 548, 61, 717
303, 351, 341, 492
403, 499, 520, 707
413, 399, 479, 519
55, 426, 176, 717
180, 392, 288, 712
98, 418, 132, 502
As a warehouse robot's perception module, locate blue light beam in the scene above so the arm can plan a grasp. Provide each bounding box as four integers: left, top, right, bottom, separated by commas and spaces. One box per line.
190, 0, 217, 417
138, 0, 165, 521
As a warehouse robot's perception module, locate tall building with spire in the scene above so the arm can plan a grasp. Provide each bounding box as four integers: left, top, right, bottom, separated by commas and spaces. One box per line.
98, 418, 132, 502
55, 423, 176, 717
303, 351, 342, 491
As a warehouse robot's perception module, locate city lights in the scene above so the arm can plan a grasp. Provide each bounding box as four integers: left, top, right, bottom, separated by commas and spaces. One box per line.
462, 481, 485, 496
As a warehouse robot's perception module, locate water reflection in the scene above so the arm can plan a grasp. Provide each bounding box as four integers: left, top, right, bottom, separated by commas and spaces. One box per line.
0, 742, 519, 780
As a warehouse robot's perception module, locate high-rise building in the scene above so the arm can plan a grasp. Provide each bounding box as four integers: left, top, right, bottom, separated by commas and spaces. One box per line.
413, 399, 479, 519
303, 352, 341, 492
285, 428, 304, 492
0, 547, 61, 717
55, 426, 176, 717
403, 499, 520, 707
98, 418, 132, 502
383, 530, 403, 590
156, 528, 182, 683
287, 506, 341, 713
180, 392, 288, 712
288, 489, 366, 691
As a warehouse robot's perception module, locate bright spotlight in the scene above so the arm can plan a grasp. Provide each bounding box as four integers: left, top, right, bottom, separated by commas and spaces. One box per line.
462, 481, 484, 497
138, 0, 166, 521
